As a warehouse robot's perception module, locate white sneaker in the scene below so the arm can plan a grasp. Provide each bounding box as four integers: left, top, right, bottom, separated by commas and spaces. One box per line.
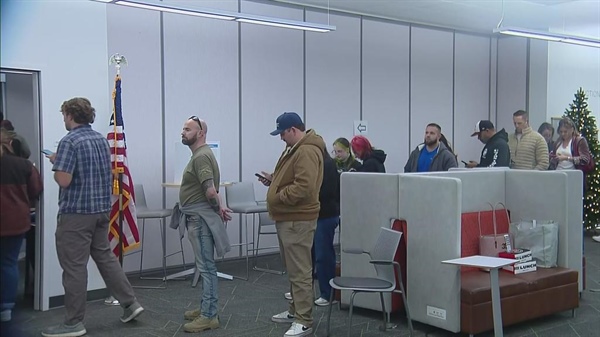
272, 310, 295, 323
314, 297, 331, 306
284, 292, 292, 300
284, 322, 312, 337
593, 235, 600, 243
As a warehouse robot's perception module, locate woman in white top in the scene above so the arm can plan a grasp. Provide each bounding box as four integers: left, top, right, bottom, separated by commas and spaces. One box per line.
549, 117, 593, 185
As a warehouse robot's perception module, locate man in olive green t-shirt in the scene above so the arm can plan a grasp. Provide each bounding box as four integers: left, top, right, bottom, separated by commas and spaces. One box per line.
179, 144, 220, 206
178, 116, 231, 333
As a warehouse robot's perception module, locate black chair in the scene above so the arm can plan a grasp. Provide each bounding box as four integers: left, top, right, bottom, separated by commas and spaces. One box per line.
326, 227, 413, 336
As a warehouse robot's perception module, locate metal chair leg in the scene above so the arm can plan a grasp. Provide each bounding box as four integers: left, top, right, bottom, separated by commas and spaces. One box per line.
252, 215, 286, 275
398, 278, 413, 335
135, 219, 166, 289
348, 291, 357, 337
160, 219, 167, 283
254, 217, 262, 261
327, 287, 335, 336
179, 234, 186, 273
379, 292, 387, 331
138, 219, 146, 278
192, 268, 200, 288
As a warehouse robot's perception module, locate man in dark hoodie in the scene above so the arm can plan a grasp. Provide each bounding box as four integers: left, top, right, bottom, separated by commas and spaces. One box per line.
466, 120, 511, 168
404, 123, 457, 172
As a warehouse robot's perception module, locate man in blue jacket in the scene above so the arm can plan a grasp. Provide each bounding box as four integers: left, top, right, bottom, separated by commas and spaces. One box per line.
404, 123, 457, 172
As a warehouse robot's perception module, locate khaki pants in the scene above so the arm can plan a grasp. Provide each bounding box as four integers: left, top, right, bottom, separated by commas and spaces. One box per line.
276, 220, 317, 328
56, 213, 137, 325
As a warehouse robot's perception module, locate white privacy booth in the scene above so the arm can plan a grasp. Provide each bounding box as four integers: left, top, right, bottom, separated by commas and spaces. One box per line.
340, 169, 583, 333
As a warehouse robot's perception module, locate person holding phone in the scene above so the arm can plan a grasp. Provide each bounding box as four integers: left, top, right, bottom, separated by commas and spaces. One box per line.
468, 120, 510, 168
259, 112, 324, 337
42, 98, 144, 337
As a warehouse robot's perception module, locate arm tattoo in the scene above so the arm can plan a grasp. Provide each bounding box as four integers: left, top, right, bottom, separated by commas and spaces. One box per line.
202, 179, 220, 212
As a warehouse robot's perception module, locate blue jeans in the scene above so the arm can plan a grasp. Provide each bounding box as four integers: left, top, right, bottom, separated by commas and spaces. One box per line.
1, 235, 25, 313
186, 215, 218, 319
312, 216, 339, 300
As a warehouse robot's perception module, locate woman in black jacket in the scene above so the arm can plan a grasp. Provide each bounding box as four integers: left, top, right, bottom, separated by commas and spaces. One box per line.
350, 135, 386, 173
312, 146, 340, 306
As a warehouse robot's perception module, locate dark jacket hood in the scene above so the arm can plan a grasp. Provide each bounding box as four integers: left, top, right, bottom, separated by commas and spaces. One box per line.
489, 128, 508, 143
368, 149, 387, 164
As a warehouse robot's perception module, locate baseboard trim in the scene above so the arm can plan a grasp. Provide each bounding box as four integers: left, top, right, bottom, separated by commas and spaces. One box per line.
49, 288, 110, 309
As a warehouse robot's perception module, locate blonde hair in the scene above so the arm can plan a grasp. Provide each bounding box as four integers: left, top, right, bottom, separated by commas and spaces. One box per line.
0, 128, 14, 157
558, 117, 580, 137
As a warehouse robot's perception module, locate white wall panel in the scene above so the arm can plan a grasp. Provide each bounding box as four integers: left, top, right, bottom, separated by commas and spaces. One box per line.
410, 27, 454, 150
240, 1, 304, 255
362, 19, 410, 173
528, 39, 549, 130
107, 5, 163, 272
305, 11, 361, 149
163, 11, 239, 259
490, 38, 498, 123
547, 42, 600, 123
1, 0, 109, 310
496, 37, 527, 133
453, 33, 491, 165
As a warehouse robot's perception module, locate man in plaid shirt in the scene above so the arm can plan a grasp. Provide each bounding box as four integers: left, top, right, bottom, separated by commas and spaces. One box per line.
42, 98, 144, 337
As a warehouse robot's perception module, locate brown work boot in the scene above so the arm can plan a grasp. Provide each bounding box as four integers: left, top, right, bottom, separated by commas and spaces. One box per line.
183, 315, 219, 333
183, 309, 200, 321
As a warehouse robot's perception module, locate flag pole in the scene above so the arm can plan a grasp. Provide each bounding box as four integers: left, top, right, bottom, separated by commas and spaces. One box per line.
118, 171, 124, 266
105, 53, 128, 306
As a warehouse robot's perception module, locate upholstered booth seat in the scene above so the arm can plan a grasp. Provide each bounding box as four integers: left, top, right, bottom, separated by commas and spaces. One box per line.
460, 268, 579, 336
514, 267, 578, 291
460, 271, 529, 305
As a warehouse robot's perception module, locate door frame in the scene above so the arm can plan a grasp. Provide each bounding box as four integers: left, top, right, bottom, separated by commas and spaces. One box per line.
1, 67, 44, 311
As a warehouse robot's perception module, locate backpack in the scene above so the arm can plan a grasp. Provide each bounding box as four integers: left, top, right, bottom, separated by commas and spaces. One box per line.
572, 137, 595, 173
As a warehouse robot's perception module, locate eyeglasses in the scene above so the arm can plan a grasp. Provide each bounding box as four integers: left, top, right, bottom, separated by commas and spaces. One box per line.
188, 116, 203, 130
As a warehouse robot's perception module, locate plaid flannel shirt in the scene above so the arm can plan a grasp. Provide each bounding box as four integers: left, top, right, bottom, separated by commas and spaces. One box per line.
53, 124, 112, 214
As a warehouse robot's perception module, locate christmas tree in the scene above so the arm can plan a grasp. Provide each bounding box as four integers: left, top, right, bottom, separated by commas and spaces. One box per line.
563, 88, 600, 230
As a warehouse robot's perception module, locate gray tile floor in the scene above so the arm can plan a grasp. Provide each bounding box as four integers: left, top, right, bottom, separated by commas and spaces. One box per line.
3, 235, 600, 337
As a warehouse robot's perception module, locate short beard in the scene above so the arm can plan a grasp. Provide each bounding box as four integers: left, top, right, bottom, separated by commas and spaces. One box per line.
181, 136, 196, 146
425, 139, 437, 146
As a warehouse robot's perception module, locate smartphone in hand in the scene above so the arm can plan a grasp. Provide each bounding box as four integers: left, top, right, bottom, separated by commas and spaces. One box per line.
255, 173, 270, 181
41, 149, 54, 156
461, 160, 468, 165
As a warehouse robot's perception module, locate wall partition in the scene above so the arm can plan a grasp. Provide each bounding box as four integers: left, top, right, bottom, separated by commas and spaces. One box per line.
102, 0, 505, 272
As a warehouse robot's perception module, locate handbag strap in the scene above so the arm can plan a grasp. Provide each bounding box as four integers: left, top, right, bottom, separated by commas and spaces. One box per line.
478, 202, 495, 236
493, 202, 510, 236
571, 136, 580, 156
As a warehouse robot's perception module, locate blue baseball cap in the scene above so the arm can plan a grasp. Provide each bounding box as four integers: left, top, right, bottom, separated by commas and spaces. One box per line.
270, 112, 303, 136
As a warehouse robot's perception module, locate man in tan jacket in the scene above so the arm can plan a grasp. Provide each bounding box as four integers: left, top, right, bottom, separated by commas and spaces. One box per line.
508, 110, 549, 170
258, 112, 324, 337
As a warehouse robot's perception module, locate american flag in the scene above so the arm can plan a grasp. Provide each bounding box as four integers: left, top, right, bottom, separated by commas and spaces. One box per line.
107, 74, 140, 257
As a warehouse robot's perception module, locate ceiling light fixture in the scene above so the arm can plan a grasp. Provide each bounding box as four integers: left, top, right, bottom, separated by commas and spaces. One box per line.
114, 0, 235, 20
90, 0, 335, 32
493, 0, 599, 48
494, 27, 600, 48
